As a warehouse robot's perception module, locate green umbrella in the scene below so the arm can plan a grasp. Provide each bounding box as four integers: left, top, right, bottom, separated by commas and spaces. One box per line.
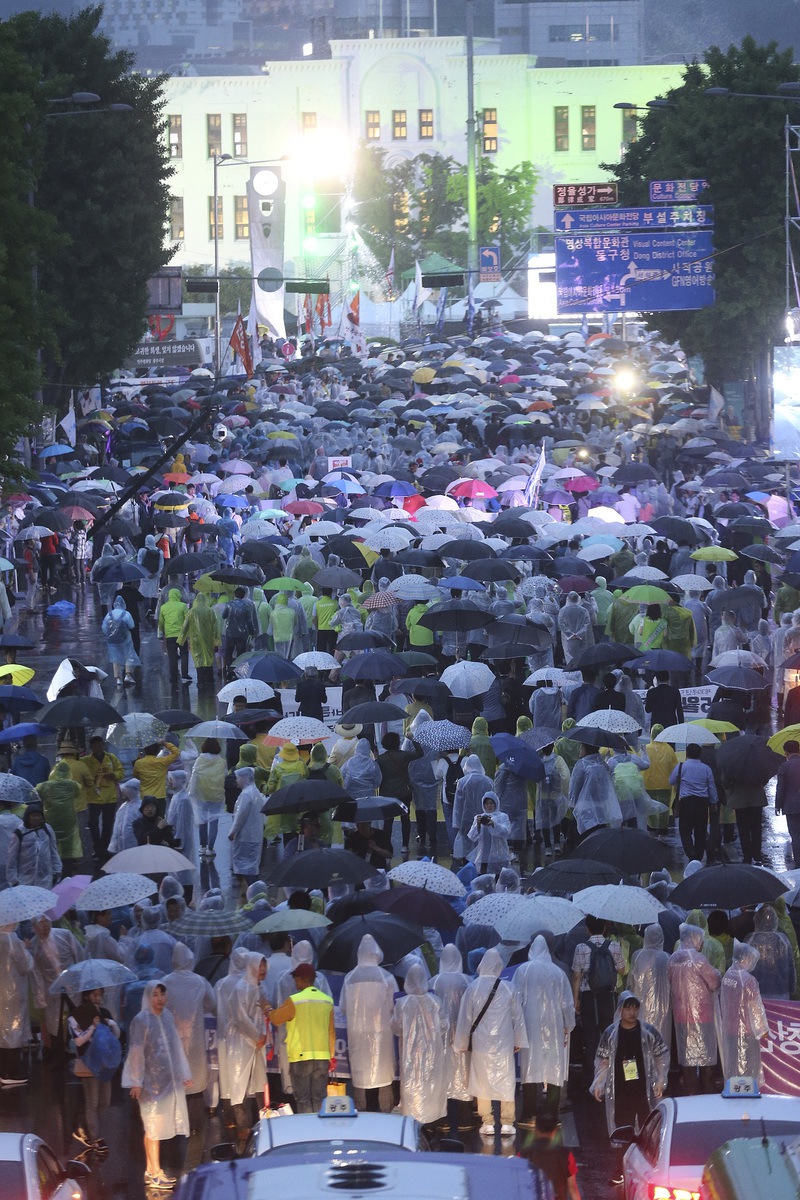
622, 585, 673, 605
263, 577, 301, 591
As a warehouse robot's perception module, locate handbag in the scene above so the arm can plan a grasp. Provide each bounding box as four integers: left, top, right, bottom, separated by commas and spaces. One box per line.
467, 977, 501, 1052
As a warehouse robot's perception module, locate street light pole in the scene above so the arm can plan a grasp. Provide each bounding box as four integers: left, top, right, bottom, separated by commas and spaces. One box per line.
466, 0, 478, 328
213, 152, 232, 372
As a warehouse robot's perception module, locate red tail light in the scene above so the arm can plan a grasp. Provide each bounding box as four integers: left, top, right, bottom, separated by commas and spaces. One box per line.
649, 1188, 700, 1200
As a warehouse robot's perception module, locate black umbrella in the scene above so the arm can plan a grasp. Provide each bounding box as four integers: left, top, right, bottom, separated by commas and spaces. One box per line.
567, 725, 628, 751
152, 708, 201, 730
627, 650, 692, 672
164, 551, 220, 575
482, 641, 545, 661
526, 858, 625, 896
268, 848, 377, 889
714, 734, 784, 785
91, 560, 149, 583
439, 540, 496, 560
332, 795, 408, 822
395, 650, 438, 668
238, 543, 283, 570
614, 463, 658, 484
0, 686, 44, 713
391, 677, 449, 701
569, 828, 671, 873
340, 701, 408, 724
210, 566, 265, 586
394, 549, 444, 569
519, 726, 563, 752
572, 642, 637, 671
248, 654, 303, 684
490, 516, 538, 539
488, 615, 551, 646
336, 630, 393, 651
706, 666, 769, 691
316, 912, 425, 971
38, 696, 123, 727
418, 601, 488, 633
263, 779, 349, 817
460, 560, 520, 583
669, 864, 788, 910
739, 544, 785, 565
497, 545, 553, 563
313, 565, 364, 589
0, 634, 34, 650
372, 884, 462, 930
340, 652, 409, 682
650, 516, 699, 545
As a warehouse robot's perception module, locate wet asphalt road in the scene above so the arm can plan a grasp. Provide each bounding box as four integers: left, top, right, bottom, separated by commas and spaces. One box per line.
5, 577, 799, 1199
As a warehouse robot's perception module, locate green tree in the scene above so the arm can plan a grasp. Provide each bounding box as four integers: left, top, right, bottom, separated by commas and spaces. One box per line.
9, 6, 173, 411
182, 263, 252, 317
607, 36, 799, 438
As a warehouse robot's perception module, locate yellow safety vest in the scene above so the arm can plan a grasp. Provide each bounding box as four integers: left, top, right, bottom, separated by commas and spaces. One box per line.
285, 986, 333, 1063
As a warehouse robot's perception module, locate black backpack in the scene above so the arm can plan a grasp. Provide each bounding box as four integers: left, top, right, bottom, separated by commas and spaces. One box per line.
142, 548, 161, 574
585, 938, 616, 993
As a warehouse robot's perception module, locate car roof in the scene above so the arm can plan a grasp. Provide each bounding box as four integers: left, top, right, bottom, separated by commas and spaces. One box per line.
258, 1113, 414, 1149
668, 1095, 800, 1124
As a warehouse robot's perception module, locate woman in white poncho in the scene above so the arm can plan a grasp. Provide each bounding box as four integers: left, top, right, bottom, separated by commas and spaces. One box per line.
391, 962, 447, 1125
122, 980, 192, 1190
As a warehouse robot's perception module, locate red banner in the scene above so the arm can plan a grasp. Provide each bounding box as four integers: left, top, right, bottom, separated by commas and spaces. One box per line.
228, 314, 253, 376
761, 1000, 800, 1094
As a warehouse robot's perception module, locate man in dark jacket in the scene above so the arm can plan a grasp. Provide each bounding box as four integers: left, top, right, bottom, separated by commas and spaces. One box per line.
592, 673, 626, 713
777, 740, 800, 865
376, 733, 422, 857
644, 672, 683, 729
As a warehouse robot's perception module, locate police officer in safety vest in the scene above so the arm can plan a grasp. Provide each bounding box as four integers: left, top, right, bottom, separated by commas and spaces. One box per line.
267, 962, 336, 1112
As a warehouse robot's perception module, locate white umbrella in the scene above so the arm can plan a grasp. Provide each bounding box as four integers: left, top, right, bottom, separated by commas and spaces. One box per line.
361, 528, 414, 552
49, 958, 136, 994
576, 710, 642, 734
440, 661, 496, 699
0, 774, 36, 805
572, 883, 664, 925
462, 892, 526, 928
576, 543, 618, 562
77, 872, 158, 910
293, 652, 340, 671
217, 679, 275, 703
387, 861, 466, 897
656, 723, 719, 747
619, 566, 669, 581
186, 720, 247, 741
389, 575, 440, 600
671, 574, 713, 592
413, 720, 472, 753
267, 715, 331, 741
108, 712, 170, 750
251, 911, 332, 933
496, 896, 582, 942
103, 846, 196, 876
711, 649, 768, 669
524, 667, 579, 687
0, 885, 56, 925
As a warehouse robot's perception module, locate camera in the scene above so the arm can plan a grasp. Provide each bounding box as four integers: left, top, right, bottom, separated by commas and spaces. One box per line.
479, 814, 493, 827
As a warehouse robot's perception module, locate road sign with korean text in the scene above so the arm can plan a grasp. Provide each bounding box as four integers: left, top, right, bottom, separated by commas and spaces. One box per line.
649, 179, 709, 203
553, 182, 618, 207
554, 205, 713, 234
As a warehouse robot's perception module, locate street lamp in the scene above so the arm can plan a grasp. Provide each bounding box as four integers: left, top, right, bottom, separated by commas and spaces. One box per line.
212, 152, 232, 371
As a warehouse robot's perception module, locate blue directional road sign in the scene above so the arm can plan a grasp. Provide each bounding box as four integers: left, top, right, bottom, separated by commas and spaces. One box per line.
479, 245, 502, 282
649, 179, 709, 203
555, 229, 715, 314
554, 205, 713, 234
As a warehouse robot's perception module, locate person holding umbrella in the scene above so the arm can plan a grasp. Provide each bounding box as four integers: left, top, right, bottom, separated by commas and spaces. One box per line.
67, 987, 121, 1154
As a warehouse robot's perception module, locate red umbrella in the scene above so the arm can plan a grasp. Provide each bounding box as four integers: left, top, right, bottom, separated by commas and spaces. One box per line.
59, 505, 95, 522
558, 576, 598, 594
285, 500, 324, 516
449, 479, 498, 499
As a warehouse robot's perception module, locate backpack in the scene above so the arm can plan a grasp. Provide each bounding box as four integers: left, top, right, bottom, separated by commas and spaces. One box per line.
106, 615, 128, 645
584, 938, 616, 993
142, 548, 161, 574
82, 1021, 122, 1082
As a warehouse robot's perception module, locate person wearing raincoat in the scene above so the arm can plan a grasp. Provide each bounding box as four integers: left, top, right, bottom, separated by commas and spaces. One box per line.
178, 593, 221, 692
568, 746, 622, 837
189, 738, 226, 858
465, 717, 497, 778
668, 923, 721, 1093
452, 755, 495, 863
591, 991, 669, 1138
536, 742, 570, 856
493, 758, 529, 849
391, 962, 447, 1126
163, 942, 217, 1127
215, 947, 250, 1124
467, 793, 511, 875
513, 935, 575, 1125
0, 922, 33, 1083
627, 924, 672, 1054
108, 778, 141, 855
341, 739, 382, 799
454, 947, 527, 1138
404, 712, 442, 857
718, 941, 769, 1083
36, 760, 82, 867
136, 534, 164, 613
558, 592, 594, 667
228, 766, 265, 886
431, 945, 472, 1125
166, 771, 198, 902
122, 980, 192, 1190
6, 803, 61, 888
747, 904, 797, 999
158, 587, 190, 684
641, 725, 678, 834
225, 952, 269, 1128
339, 934, 397, 1112
101, 596, 140, 687
268, 593, 296, 658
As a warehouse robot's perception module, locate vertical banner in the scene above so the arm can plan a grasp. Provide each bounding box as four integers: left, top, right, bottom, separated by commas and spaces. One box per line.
248, 165, 287, 339
762, 1000, 800, 1094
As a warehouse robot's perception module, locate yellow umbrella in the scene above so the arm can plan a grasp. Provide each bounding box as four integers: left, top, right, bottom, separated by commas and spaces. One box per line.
690, 547, 738, 561
352, 540, 379, 567
692, 718, 739, 734
412, 367, 436, 384
267, 431, 298, 440
193, 573, 236, 597
768, 725, 800, 753
0, 666, 34, 686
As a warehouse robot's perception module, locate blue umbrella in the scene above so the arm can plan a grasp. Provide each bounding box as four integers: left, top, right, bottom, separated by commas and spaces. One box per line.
38, 444, 75, 457
247, 654, 303, 684
439, 576, 485, 592
374, 481, 417, 497
0, 686, 44, 713
215, 494, 249, 509
490, 733, 545, 781
340, 651, 410, 682
628, 650, 693, 673
0, 722, 55, 744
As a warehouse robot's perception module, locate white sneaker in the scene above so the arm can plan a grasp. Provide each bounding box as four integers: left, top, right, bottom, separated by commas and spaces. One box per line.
479, 1123, 495, 1137
500, 1124, 515, 1138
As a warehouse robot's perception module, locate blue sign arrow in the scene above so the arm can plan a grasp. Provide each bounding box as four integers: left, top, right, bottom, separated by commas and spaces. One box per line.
554, 205, 713, 234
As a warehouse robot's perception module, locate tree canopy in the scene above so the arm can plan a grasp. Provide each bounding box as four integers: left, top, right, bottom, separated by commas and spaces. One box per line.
607, 37, 800, 436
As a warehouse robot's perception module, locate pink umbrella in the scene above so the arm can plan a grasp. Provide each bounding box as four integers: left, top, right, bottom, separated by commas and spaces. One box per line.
49, 875, 93, 921
448, 479, 498, 499
563, 476, 600, 493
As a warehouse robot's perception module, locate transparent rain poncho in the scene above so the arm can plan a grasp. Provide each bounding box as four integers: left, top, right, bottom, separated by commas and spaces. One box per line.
453, 947, 527, 1102
215, 947, 250, 1103
431, 944, 472, 1101
163, 942, 217, 1095
718, 941, 769, 1082
512, 935, 575, 1087
628, 924, 672, 1051
339, 934, 397, 1090
121, 981, 191, 1140
0, 931, 33, 1049
591, 990, 670, 1136
668, 924, 721, 1067
225, 952, 268, 1107
391, 963, 447, 1124
747, 905, 797, 1000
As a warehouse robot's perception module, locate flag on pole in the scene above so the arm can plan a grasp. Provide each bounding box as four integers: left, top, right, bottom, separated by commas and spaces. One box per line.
229, 310, 254, 376
344, 290, 367, 356
59, 397, 76, 447
522, 445, 546, 507
316, 293, 332, 331
385, 247, 395, 300
303, 294, 314, 334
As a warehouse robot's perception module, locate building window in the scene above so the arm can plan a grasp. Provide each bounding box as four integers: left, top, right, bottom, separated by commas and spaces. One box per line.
419, 108, 434, 139
622, 108, 638, 146
581, 105, 596, 151
392, 190, 409, 234
366, 110, 380, 140
208, 195, 223, 241
554, 106, 569, 152
482, 108, 498, 153
207, 113, 222, 158
302, 111, 317, 133
549, 22, 613, 43
169, 196, 184, 240
168, 114, 182, 159
392, 110, 407, 140
234, 195, 249, 239
233, 113, 247, 157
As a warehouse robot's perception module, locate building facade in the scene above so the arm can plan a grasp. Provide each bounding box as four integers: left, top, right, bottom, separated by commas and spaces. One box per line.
495, 0, 644, 62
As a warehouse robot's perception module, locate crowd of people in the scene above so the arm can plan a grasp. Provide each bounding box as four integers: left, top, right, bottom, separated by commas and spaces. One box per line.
0, 324, 799, 1194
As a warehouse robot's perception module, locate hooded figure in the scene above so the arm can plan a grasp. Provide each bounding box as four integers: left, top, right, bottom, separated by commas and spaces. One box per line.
6, 803, 61, 888
268, 592, 295, 658
558, 591, 594, 666
391, 962, 447, 1125
341, 739, 382, 799
225, 952, 268, 1108
137, 906, 177, 975
339, 935, 397, 1108
178, 594, 220, 688
431, 945, 472, 1103
101, 596, 140, 684
467, 793, 511, 873
121, 981, 191, 1143
215, 948, 250, 1107
189, 743, 226, 853
668, 924, 721, 1077
0, 926, 34, 1055
35, 760, 82, 862
228, 766, 266, 882
747, 905, 796, 999
513, 936, 575, 1115
736, 571, 768, 632
536, 746, 570, 850
163, 943, 217, 1095
568, 749, 622, 835
108, 778, 141, 855
452, 755, 495, 860
166, 770, 198, 891
591, 990, 669, 1136
136, 535, 164, 601
454, 947, 528, 1135
718, 941, 769, 1081
493, 758, 530, 844
628, 924, 672, 1051
467, 717, 497, 778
